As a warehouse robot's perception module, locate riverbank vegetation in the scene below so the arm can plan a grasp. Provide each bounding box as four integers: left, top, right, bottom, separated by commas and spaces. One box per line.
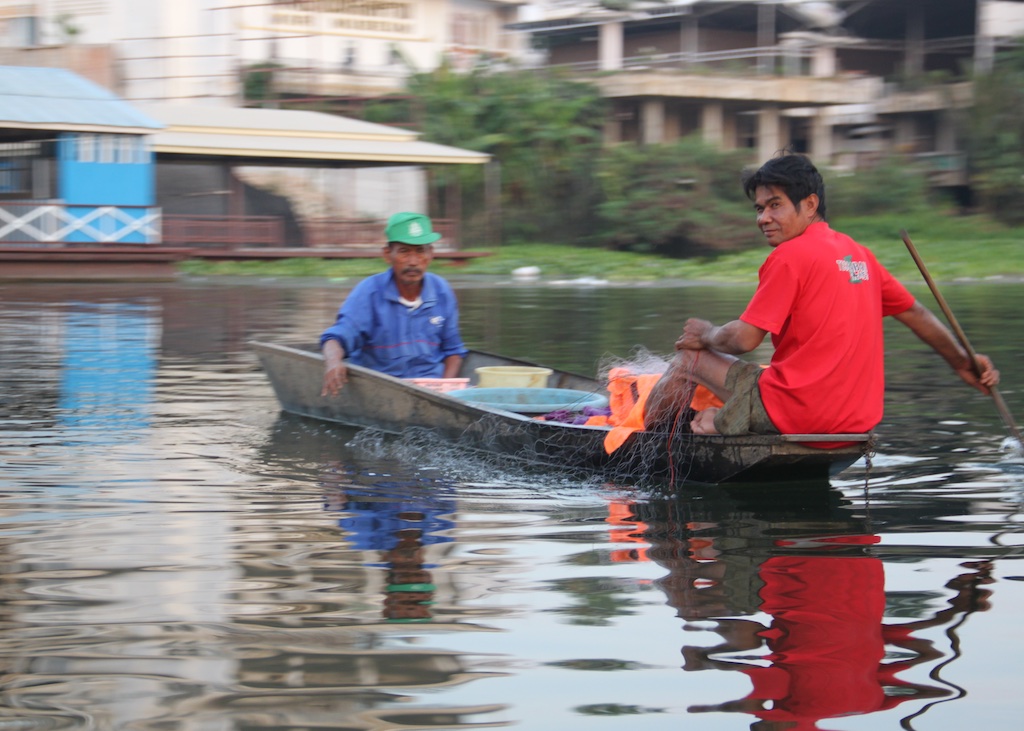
183, 53, 1024, 284
179, 210, 1023, 284
969, 44, 1024, 225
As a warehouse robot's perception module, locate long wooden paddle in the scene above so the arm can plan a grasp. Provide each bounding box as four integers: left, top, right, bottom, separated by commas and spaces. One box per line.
900, 229, 1023, 446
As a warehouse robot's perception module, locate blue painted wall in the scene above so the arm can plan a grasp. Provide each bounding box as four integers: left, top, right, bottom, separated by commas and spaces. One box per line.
56, 133, 157, 243
58, 133, 154, 205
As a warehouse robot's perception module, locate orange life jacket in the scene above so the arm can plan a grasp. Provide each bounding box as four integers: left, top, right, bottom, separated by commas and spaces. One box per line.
588, 367, 723, 454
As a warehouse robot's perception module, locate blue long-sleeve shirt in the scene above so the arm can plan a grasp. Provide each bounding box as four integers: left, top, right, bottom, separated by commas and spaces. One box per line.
319, 270, 467, 378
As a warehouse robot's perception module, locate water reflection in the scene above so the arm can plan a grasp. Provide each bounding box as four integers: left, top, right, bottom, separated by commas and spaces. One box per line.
321, 464, 457, 623
59, 302, 158, 436
1, 280, 1023, 730
611, 487, 996, 729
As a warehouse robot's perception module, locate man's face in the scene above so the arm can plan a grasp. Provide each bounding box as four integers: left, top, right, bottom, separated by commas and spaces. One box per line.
385, 243, 433, 287
753, 185, 819, 247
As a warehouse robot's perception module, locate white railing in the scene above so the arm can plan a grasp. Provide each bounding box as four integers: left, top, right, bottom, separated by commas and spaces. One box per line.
533, 45, 816, 76
0, 202, 162, 244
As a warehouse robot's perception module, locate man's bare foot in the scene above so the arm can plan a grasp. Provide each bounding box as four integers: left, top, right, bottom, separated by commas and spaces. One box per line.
691, 407, 720, 435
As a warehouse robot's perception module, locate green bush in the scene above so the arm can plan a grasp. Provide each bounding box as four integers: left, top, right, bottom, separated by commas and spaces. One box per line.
969, 43, 1024, 224
242, 62, 282, 103
405, 63, 607, 245
594, 137, 758, 256
826, 156, 933, 218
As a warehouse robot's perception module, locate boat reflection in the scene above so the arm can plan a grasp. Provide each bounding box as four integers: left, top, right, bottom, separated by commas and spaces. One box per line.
608, 486, 994, 729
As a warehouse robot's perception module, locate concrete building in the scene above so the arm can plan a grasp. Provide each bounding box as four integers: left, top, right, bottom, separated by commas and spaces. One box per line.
510, 0, 1024, 188
5, 1, 1023, 218
0, 1, 514, 225
236, 0, 528, 105
0, 0, 529, 104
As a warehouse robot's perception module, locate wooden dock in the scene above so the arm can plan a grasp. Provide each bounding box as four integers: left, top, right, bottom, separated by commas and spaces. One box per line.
0, 245, 492, 281
0, 246, 193, 282
187, 247, 492, 263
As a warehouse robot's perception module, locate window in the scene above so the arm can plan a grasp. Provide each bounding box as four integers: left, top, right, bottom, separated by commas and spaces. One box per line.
3, 16, 39, 47
78, 134, 96, 163
0, 141, 45, 197
119, 136, 135, 164
99, 136, 115, 163
0, 160, 27, 194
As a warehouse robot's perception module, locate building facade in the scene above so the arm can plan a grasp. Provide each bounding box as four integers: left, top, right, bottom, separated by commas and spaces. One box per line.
237, 0, 527, 103
0, 0, 528, 104
5, 1, 1024, 211
510, 0, 1024, 187
0, 2, 510, 228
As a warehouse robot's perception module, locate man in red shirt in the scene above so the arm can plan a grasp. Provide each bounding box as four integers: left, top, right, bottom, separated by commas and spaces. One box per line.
645, 153, 999, 436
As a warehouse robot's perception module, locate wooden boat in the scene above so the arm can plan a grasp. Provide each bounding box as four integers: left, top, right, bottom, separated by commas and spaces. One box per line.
251, 341, 871, 486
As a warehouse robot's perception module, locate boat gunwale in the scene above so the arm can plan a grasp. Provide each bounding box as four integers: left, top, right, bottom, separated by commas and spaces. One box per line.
248, 339, 871, 450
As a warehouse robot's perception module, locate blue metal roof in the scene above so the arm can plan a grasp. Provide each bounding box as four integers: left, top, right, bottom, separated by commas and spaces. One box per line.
0, 66, 163, 134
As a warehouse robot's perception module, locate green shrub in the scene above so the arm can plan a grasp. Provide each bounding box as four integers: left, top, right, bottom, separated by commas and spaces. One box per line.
404, 63, 607, 245
594, 137, 757, 256
826, 156, 933, 218
242, 62, 282, 103
969, 43, 1024, 224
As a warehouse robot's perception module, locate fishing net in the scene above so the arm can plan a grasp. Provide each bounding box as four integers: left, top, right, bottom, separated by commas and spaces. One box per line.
595, 346, 671, 383
344, 347, 712, 490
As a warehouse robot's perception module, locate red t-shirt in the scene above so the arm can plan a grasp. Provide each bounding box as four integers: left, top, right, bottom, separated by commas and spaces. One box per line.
741, 222, 915, 434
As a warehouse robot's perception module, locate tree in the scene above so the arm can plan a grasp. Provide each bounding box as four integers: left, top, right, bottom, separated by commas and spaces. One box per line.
594, 137, 756, 256
370, 61, 607, 244
969, 42, 1024, 224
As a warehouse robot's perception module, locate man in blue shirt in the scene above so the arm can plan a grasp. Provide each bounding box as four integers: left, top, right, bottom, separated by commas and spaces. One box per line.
320, 212, 468, 396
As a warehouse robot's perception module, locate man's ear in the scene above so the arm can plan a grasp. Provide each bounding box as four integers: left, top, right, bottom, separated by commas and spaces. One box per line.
802, 193, 820, 218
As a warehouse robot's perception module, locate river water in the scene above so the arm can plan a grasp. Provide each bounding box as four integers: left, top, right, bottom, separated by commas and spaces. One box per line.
1, 275, 1023, 730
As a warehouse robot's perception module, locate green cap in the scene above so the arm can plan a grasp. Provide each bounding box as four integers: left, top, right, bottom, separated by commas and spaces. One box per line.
385, 212, 441, 245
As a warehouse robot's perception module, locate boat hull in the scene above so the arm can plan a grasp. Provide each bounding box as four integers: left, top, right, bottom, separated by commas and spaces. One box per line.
251, 341, 869, 486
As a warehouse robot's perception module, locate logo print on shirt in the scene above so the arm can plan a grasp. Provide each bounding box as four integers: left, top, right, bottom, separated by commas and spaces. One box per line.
837, 255, 869, 283
430, 316, 445, 327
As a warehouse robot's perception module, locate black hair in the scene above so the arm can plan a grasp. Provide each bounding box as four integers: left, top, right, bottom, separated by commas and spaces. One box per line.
742, 152, 827, 220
